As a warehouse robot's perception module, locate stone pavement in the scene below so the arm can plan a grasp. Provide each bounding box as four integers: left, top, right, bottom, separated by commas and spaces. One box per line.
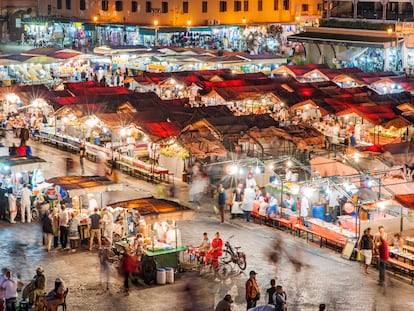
0, 141, 413, 310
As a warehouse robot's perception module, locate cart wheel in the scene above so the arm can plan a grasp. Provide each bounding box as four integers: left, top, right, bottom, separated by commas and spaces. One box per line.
31, 208, 39, 222
141, 256, 156, 284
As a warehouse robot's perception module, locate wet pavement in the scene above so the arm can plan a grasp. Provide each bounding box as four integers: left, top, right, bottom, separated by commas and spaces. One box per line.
0, 140, 413, 310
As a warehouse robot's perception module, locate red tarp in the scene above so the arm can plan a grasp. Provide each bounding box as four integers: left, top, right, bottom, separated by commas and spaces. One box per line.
395, 194, 414, 209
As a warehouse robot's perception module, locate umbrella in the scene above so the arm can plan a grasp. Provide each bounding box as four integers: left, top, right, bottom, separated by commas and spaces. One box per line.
24, 56, 60, 64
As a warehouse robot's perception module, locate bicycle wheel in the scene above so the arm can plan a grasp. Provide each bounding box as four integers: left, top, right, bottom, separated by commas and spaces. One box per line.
216, 263, 232, 279
31, 208, 39, 222
237, 256, 247, 270
221, 250, 232, 264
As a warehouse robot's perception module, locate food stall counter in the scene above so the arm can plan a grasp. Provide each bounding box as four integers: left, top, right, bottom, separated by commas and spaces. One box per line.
146, 246, 187, 269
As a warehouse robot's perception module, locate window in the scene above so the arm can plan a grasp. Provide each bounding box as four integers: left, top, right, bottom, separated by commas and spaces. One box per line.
183, 2, 189, 13
234, 1, 241, 11
115, 1, 123, 11
258, 0, 262, 11
302, 4, 308, 11
57, 0, 62, 10
146, 1, 151, 12
48, 4, 52, 14
131, 1, 138, 12
244, 0, 248, 11
273, 0, 278, 10
202, 1, 208, 12
162, 1, 168, 13
80, 0, 86, 10
283, 0, 289, 10
317, 3, 323, 11
66, 0, 71, 9
219, 1, 227, 12
102, 0, 109, 11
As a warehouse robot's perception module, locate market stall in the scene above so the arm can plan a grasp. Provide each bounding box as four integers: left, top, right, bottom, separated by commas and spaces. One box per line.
108, 197, 194, 269
0, 156, 47, 191
45, 175, 123, 241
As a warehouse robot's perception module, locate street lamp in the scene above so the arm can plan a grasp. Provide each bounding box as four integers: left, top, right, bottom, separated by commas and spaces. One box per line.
154, 20, 159, 46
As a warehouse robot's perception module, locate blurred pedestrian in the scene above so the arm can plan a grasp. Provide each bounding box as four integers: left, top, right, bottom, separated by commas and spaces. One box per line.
319, 304, 326, 311
357, 228, 374, 275
119, 250, 136, 295
189, 174, 207, 210
99, 248, 110, 290
79, 141, 86, 175
266, 279, 276, 304
68, 212, 80, 252
0, 184, 8, 220
65, 157, 74, 176
7, 189, 17, 224
20, 184, 32, 223
217, 184, 226, 223
376, 231, 389, 286
19, 125, 30, 146
215, 294, 233, 311
246, 270, 260, 309
243, 184, 255, 223
273, 285, 287, 311
300, 196, 309, 227
41, 211, 54, 252
0, 270, 24, 311
51, 208, 59, 249
58, 205, 69, 250
89, 207, 102, 251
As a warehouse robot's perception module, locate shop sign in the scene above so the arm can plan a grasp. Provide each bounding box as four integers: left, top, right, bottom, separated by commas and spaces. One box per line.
74, 22, 83, 28
125, 26, 137, 31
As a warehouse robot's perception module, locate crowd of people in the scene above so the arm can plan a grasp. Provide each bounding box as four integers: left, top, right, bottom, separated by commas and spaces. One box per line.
0, 266, 65, 311
357, 225, 405, 286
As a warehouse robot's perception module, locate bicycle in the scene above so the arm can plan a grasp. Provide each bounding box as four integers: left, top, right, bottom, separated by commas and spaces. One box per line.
221, 235, 247, 270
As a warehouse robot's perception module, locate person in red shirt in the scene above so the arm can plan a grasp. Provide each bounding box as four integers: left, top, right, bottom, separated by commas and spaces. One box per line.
205, 232, 223, 268
119, 251, 137, 294
377, 235, 389, 286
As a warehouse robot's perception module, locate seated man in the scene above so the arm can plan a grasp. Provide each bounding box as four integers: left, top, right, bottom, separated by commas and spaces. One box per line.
196, 232, 211, 263
205, 232, 223, 268
267, 196, 279, 218
258, 197, 269, 217
22, 267, 47, 307
45, 278, 66, 311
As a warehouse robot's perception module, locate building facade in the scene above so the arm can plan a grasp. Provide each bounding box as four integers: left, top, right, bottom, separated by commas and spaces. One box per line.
0, 0, 37, 41
324, 0, 414, 20
38, 0, 321, 26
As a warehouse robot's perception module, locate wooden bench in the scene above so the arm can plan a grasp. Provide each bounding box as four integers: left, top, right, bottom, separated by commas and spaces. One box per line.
388, 258, 414, 284
270, 217, 294, 233
293, 224, 346, 252
117, 161, 162, 183
294, 224, 322, 244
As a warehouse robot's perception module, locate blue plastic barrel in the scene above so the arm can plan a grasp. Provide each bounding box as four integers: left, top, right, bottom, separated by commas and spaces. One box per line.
312, 205, 325, 221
